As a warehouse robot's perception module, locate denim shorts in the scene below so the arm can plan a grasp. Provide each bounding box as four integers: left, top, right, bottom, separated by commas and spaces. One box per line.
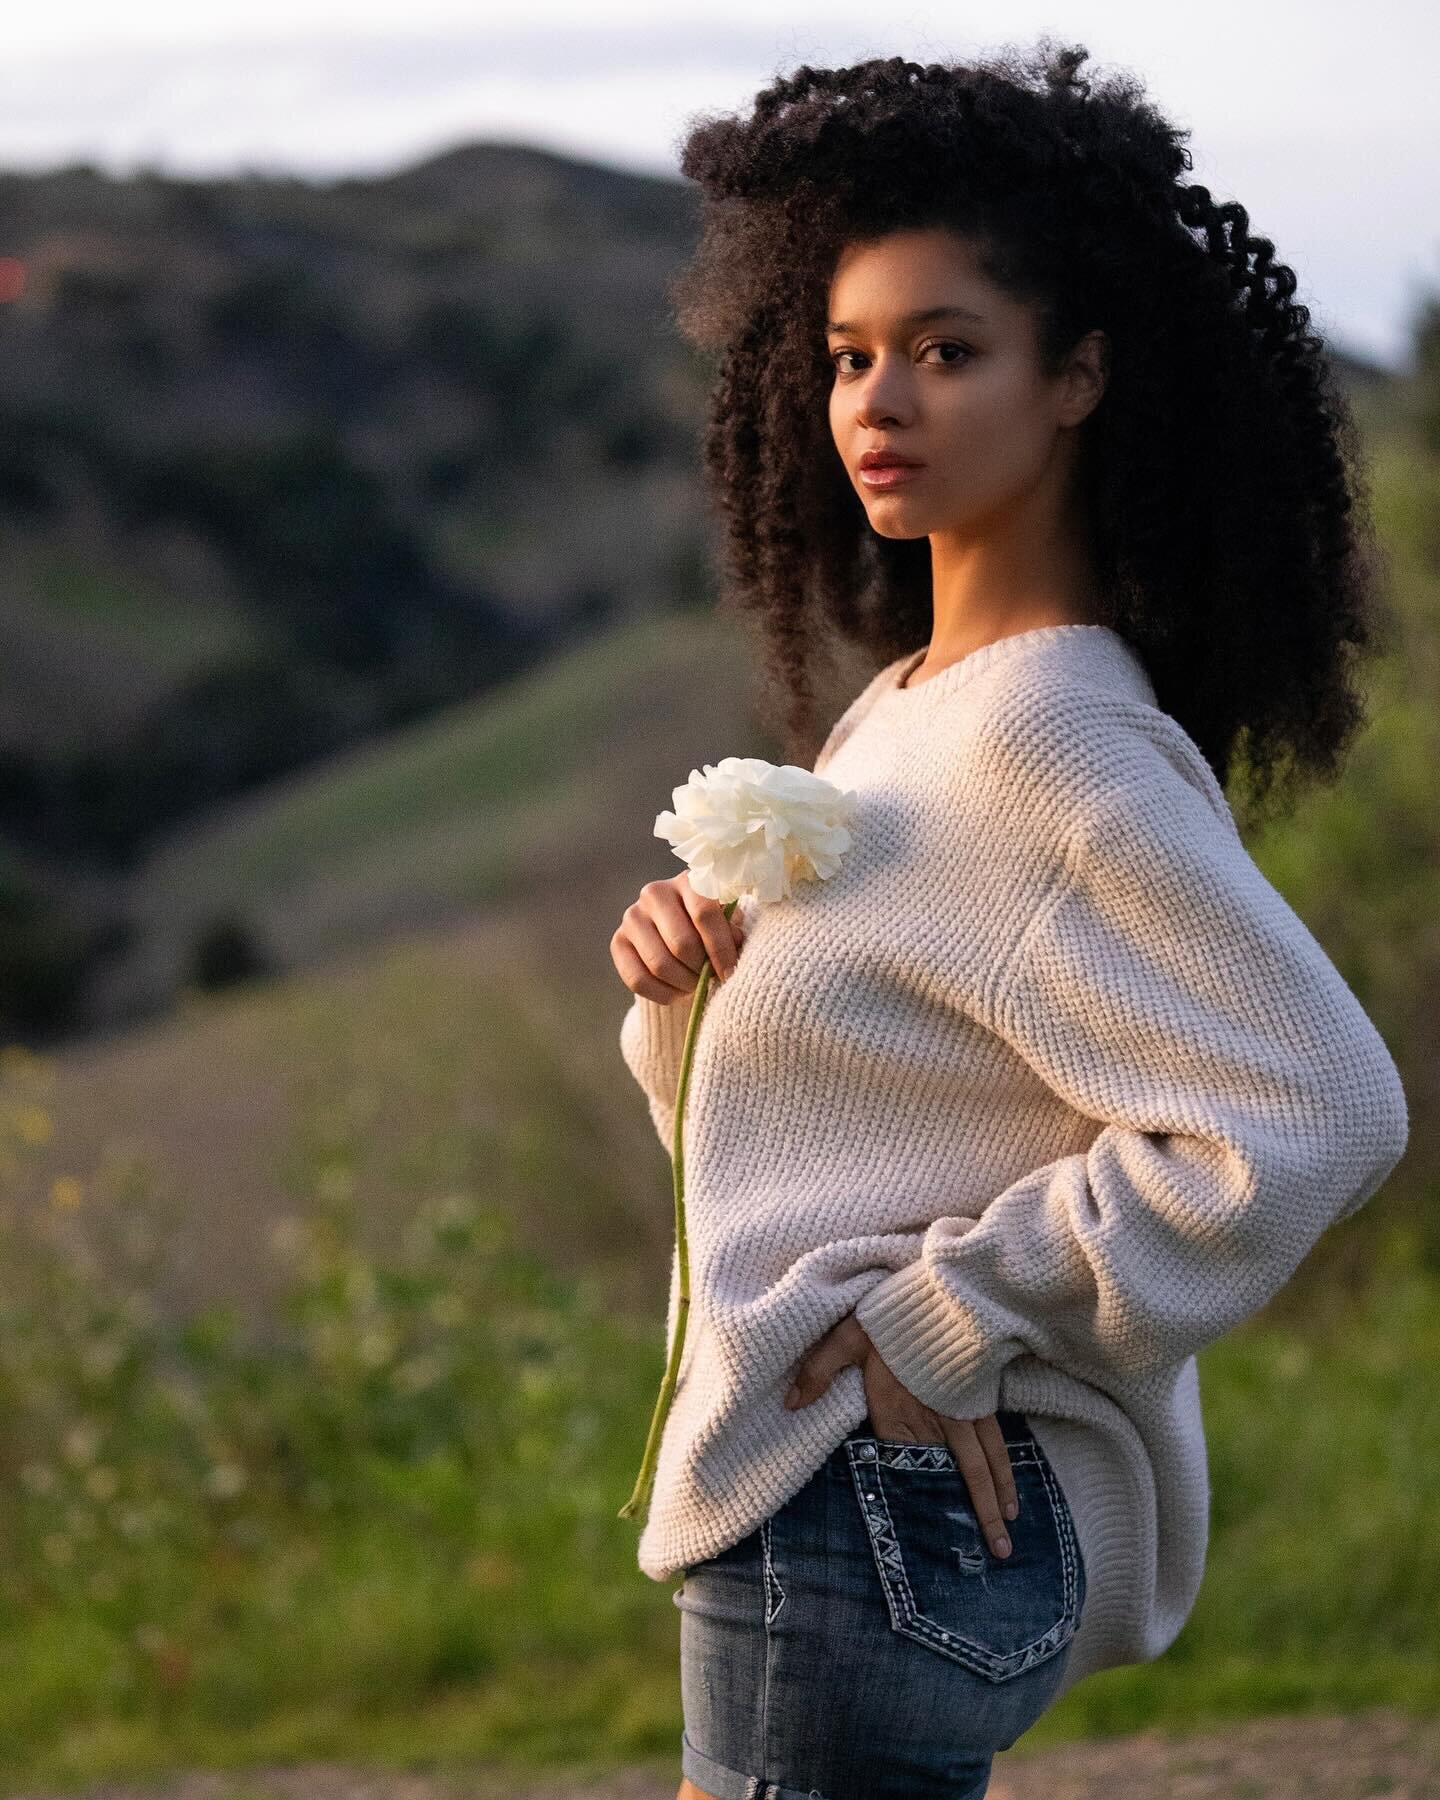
673, 1409, 1086, 1800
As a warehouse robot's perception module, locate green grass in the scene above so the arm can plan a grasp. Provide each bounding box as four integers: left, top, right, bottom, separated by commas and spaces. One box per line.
0, 1038, 684, 1787
0, 1034, 1436, 1788
1038, 1227, 1440, 1743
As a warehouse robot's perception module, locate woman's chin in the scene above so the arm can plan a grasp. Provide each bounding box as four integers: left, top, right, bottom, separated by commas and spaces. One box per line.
864, 501, 932, 539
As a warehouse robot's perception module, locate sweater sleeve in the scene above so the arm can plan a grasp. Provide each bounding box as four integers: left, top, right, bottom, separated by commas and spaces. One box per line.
619, 992, 693, 1152
853, 713, 1410, 1417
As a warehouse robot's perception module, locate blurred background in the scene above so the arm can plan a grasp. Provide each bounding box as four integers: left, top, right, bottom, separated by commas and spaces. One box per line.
0, 2, 1437, 1794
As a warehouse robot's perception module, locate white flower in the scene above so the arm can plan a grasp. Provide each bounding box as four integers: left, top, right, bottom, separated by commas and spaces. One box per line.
653, 757, 858, 906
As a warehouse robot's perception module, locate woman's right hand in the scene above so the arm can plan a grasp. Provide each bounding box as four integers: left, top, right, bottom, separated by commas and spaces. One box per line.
610, 872, 747, 1005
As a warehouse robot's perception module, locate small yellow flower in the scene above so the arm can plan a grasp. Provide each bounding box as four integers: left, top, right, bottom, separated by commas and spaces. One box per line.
317, 1162, 354, 1203
50, 1176, 84, 1210
1, 1043, 51, 1082
16, 1106, 53, 1146
19, 1463, 56, 1495
205, 1463, 247, 1500
269, 1216, 303, 1256
63, 1421, 101, 1467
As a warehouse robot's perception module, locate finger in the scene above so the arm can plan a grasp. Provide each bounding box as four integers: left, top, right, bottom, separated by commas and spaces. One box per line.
645, 879, 720, 976
785, 1318, 862, 1407
675, 875, 741, 982
642, 878, 733, 984
860, 1382, 933, 1444
971, 1412, 1020, 1524
941, 1419, 1012, 1559
866, 1410, 940, 1443
611, 917, 695, 1003
625, 889, 709, 992
857, 1339, 946, 1442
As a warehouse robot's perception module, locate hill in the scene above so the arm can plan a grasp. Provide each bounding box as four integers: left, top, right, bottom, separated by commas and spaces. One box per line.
0, 140, 712, 1037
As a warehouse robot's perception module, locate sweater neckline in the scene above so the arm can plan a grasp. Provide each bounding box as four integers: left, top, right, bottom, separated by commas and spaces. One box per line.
885, 623, 1122, 704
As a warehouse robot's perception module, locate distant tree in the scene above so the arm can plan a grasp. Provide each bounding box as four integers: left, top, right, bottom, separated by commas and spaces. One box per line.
1413, 285, 1440, 456
569, 583, 615, 635
189, 915, 273, 991
128, 430, 434, 669
0, 855, 118, 1035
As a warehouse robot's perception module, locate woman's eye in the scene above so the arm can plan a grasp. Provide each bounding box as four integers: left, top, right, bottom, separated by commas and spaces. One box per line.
830, 342, 970, 375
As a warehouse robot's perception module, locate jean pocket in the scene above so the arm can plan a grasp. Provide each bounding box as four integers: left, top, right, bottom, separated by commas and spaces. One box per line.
844, 1431, 1085, 1684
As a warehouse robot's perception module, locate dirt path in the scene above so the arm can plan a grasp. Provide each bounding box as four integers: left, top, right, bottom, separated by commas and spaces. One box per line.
9, 1709, 1440, 1799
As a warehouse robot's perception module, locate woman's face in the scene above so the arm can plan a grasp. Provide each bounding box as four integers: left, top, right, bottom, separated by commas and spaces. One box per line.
825, 226, 1101, 540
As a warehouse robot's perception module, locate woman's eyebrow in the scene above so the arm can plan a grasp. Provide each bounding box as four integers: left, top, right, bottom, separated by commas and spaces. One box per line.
825, 304, 989, 334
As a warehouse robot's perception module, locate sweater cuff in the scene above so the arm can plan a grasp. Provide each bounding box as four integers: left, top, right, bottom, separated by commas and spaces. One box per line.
854, 1258, 1004, 1422
620, 992, 692, 1083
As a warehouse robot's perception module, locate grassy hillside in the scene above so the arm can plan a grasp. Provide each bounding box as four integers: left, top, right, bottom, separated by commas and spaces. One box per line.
7, 908, 672, 1328
98, 607, 777, 1017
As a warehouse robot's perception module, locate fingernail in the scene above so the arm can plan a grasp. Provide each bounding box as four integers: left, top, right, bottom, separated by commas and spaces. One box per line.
1004, 1501, 1018, 1519
993, 1534, 1011, 1557
784, 1386, 800, 1407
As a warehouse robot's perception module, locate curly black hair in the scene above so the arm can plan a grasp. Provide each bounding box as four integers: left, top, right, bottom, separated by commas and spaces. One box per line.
668, 37, 1395, 830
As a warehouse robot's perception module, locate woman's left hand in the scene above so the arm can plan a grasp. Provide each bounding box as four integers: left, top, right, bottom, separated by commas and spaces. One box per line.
783, 1311, 1020, 1557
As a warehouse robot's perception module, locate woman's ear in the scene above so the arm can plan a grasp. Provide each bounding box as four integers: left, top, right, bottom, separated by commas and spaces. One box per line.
1060, 327, 1109, 428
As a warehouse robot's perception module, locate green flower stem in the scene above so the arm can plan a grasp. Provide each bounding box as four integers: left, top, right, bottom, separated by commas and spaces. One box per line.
618, 895, 739, 1524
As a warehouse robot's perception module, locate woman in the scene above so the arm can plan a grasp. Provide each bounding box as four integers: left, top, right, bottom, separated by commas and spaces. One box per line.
609, 39, 1409, 1800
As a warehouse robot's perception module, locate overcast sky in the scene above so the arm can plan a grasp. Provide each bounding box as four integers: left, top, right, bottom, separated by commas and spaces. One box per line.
4, 1, 1437, 369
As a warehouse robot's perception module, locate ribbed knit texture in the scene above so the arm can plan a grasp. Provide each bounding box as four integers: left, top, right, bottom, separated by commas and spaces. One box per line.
618, 622, 1409, 1697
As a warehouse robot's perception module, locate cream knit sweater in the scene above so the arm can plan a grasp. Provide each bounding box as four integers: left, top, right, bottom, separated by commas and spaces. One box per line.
618, 622, 1408, 1697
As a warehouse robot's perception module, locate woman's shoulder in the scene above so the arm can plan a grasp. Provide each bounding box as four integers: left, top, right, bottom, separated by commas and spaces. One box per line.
947, 659, 1236, 844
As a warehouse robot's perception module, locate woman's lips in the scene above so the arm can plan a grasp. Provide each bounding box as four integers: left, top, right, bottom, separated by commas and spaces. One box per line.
858, 463, 925, 489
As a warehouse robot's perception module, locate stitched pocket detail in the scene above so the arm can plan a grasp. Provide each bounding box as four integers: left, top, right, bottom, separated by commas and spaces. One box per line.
845, 1434, 1083, 1683
760, 1515, 787, 1625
